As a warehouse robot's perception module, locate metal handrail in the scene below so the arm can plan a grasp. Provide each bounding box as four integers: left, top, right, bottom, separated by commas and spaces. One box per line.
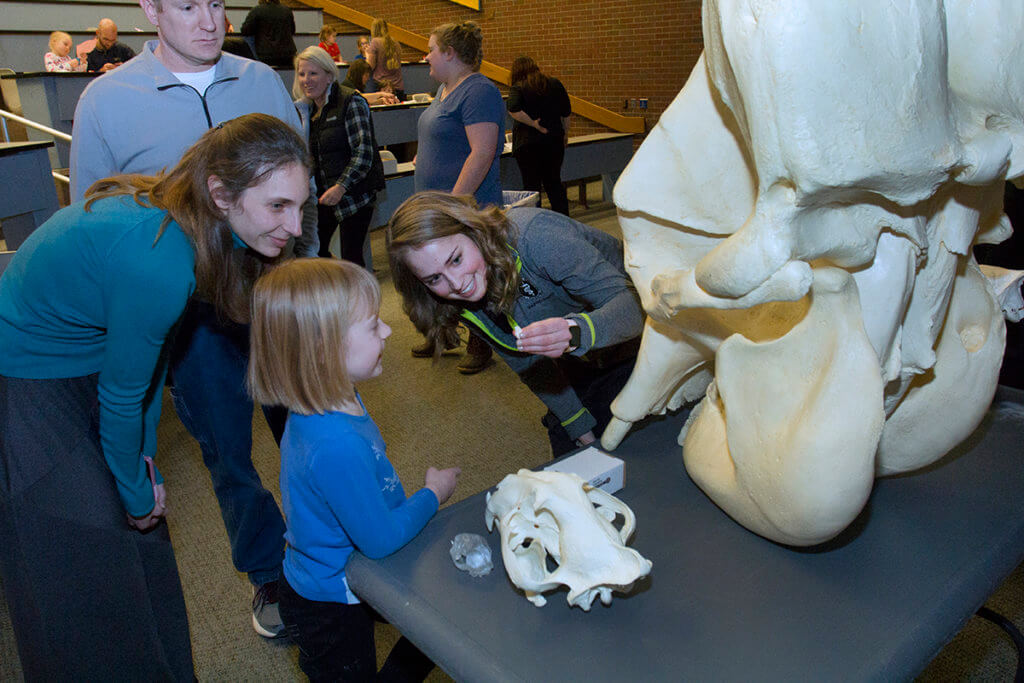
0, 107, 72, 185
0, 108, 71, 142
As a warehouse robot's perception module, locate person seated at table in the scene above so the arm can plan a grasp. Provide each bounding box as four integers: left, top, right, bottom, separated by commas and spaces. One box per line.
44, 31, 83, 72
86, 19, 135, 73
353, 35, 370, 62
387, 191, 645, 456
341, 59, 372, 91
317, 25, 341, 61
248, 258, 460, 682
337, 60, 399, 107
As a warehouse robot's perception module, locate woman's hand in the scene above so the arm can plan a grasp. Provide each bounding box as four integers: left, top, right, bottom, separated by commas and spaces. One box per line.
516, 317, 576, 358
531, 117, 548, 134
575, 431, 597, 448
425, 466, 461, 505
127, 483, 166, 532
319, 184, 345, 206
364, 91, 400, 106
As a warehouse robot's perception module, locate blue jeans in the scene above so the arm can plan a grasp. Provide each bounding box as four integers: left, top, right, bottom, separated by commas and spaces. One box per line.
169, 300, 286, 586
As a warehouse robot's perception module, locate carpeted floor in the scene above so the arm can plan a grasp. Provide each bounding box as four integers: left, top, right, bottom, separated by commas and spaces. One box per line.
2, 192, 1022, 681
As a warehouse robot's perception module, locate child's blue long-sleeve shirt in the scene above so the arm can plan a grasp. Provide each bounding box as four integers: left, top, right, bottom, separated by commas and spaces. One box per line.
281, 395, 439, 604
0, 196, 195, 516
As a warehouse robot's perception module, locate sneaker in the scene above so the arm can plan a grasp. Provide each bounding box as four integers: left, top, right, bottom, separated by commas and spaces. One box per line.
251, 581, 286, 639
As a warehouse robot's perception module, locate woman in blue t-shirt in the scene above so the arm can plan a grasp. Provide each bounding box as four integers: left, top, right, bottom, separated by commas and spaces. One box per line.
414, 20, 504, 208
0, 114, 310, 681
413, 20, 505, 371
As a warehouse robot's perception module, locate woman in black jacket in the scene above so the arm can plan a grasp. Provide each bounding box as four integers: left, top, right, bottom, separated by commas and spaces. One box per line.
293, 46, 385, 265
507, 56, 572, 216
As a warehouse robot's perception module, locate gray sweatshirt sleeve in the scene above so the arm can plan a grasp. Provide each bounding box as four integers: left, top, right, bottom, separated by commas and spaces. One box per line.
519, 212, 644, 355
70, 90, 119, 202
493, 342, 598, 441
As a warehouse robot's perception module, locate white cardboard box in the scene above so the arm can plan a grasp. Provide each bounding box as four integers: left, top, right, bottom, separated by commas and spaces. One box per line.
543, 446, 625, 494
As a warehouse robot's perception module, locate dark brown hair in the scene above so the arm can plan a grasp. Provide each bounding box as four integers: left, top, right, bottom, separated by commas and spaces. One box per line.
510, 55, 548, 97
386, 191, 518, 354
85, 113, 311, 323
345, 59, 372, 88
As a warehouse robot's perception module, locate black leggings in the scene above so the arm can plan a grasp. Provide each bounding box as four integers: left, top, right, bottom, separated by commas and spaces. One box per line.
279, 573, 434, 682
514, 141, 569, 216
317, 202, 376, 267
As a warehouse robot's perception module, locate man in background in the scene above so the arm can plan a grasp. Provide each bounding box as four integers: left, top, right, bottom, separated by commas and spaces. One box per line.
85, 18, 135, 72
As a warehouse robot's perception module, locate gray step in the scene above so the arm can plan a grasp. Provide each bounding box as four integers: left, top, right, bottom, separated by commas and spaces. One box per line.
0, 30, 320, 75
3, 2, 321, 34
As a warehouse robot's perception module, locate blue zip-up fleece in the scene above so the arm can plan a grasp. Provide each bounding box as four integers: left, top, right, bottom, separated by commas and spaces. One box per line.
460, 207, 644, 439
69, 40, 318, 255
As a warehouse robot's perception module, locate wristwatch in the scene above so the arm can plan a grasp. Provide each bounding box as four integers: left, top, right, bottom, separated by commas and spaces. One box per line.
567, 320, 581, 352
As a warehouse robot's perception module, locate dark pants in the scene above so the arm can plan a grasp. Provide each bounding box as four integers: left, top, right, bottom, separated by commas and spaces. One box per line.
317, 202, 376, 267
0, 374, 194, 681
543, 353, 637, 457
279, 574, 434, 682
168, 300, 287, 586
515, 142, 569, 216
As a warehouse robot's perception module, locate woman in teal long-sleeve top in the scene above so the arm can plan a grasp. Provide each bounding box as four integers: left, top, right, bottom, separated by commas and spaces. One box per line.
0, 113, 310, 681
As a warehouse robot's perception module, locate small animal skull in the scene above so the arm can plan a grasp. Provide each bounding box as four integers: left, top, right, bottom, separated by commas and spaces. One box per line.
485, 469, 652, 610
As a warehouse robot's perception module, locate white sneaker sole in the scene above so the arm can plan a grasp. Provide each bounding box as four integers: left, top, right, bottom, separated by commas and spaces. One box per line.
252, 612, 287, 639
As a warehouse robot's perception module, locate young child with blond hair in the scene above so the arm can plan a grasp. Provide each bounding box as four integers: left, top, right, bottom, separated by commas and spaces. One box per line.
44, 31, 82, 72
248, 258, 460, 681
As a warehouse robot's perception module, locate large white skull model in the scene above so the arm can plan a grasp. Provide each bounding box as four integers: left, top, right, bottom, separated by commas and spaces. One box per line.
485, 470, 652, 610
602, 0, 1024, 545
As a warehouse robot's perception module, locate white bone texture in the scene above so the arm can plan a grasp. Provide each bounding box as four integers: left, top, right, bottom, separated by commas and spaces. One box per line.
604, 0, 1021, 545
485, 470, 652, 610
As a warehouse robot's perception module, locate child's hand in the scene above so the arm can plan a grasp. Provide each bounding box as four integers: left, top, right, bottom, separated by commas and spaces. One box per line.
425, 466, 461, 505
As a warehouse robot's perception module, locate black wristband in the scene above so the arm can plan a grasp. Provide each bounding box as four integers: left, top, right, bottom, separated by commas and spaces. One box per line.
568, 321, 581, 350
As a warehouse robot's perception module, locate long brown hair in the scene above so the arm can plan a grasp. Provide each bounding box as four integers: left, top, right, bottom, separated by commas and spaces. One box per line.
370, 18, 401, 71
85, 113, 310, 323
510, 55, 548, 97
386, 191, 518, 354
